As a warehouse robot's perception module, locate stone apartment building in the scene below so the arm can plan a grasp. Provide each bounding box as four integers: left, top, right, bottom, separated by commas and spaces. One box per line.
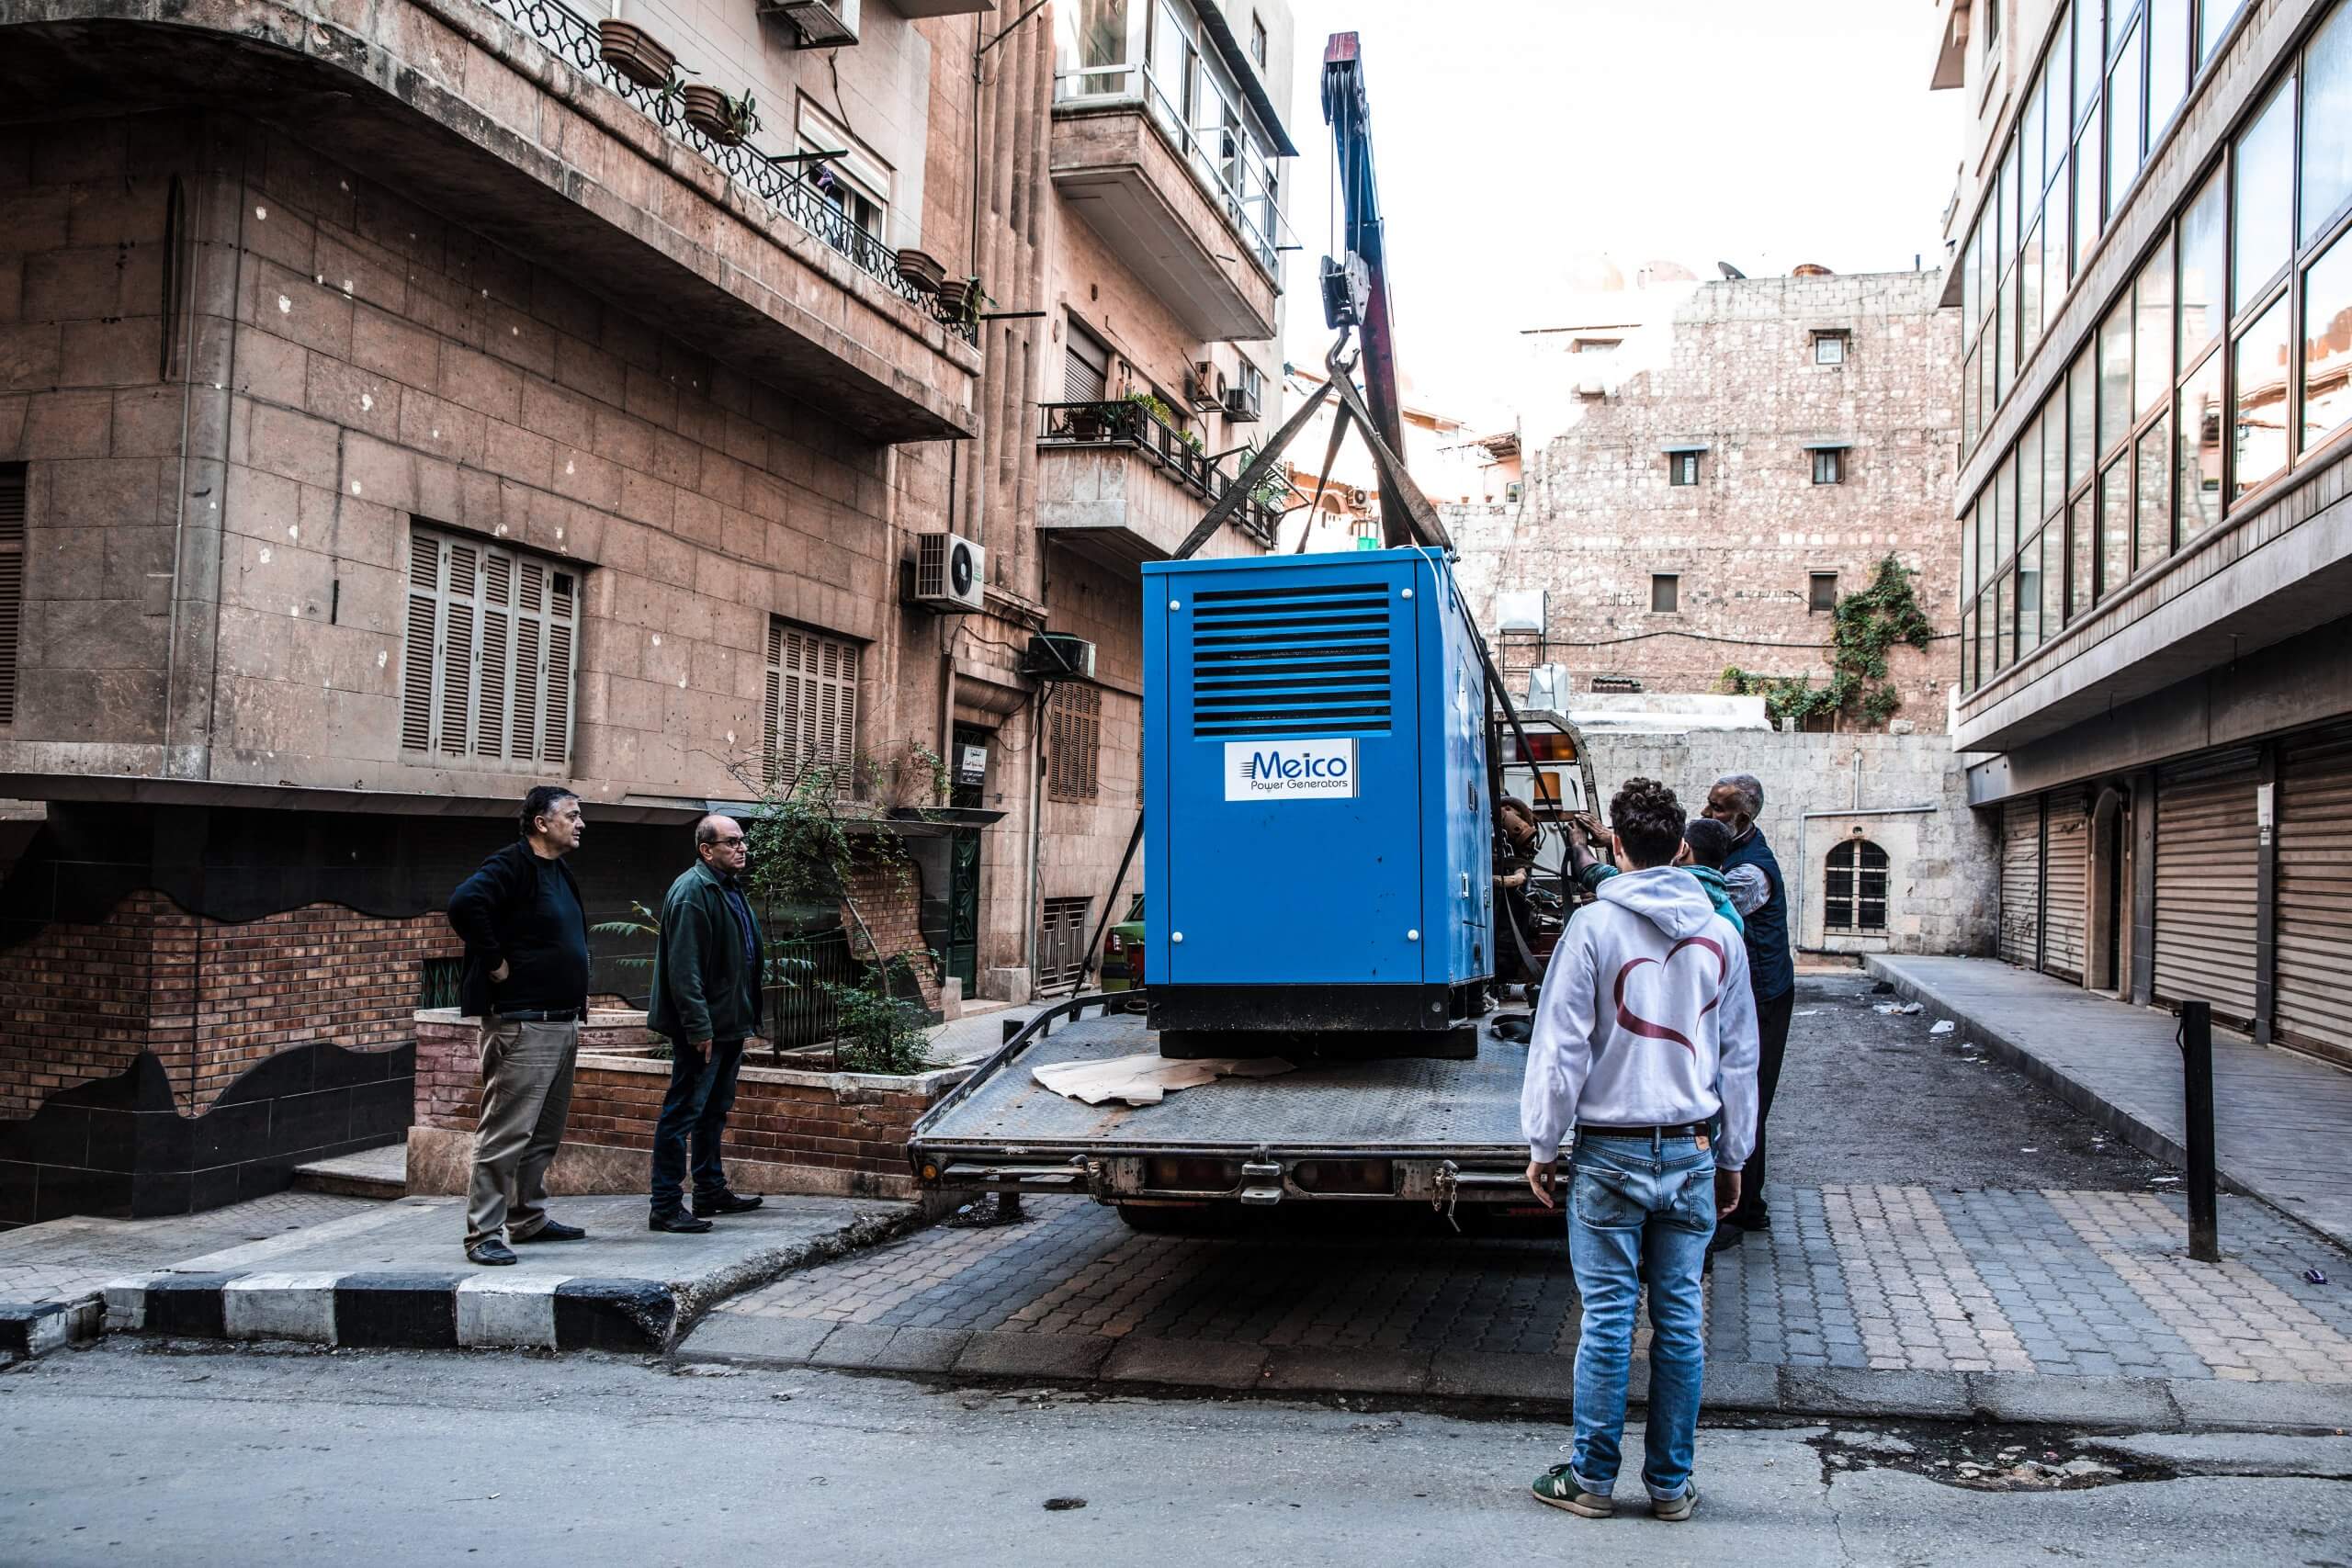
0, 0, 1294, 1224
1450, 269, 1964, 732
1931, 0, 2352, 1071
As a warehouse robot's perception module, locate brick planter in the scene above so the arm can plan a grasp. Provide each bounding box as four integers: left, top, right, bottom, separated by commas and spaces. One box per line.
407, 1010, 970, 1202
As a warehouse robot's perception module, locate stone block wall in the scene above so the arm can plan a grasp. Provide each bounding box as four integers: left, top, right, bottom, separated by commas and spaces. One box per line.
1579, 729, 1998, 957
409, 1009, 965, 1201
1452, 271, 1962, 730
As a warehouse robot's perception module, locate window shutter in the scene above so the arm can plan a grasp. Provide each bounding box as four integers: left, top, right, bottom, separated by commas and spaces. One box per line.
401, 525, 575, 768
542, 570, 573, 763
477, 550, 511, 755
1046, 685, 1102, 803
438, 543, 477, 755
0, 466, 26, 726
764, 620, 859, 793
401, 529, 439, 752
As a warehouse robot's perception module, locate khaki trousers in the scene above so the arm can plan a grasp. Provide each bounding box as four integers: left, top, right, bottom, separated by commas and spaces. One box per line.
466, 1017, 580, 1247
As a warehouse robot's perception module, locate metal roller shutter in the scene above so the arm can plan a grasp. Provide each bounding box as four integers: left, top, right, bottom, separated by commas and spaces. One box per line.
1999, 798, 2041, 967
2041, 785, 2090, 983
2277, 722, 2352, 1067
2152, 748, 2262, 1029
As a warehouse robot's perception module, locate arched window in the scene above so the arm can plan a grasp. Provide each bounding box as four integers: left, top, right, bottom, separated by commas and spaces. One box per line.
1825, 838, 1890, 933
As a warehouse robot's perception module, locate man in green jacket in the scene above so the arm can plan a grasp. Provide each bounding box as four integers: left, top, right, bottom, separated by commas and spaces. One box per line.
645, 814, 769, 1233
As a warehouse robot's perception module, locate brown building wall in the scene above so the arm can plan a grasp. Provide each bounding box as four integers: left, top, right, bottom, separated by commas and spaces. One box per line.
1453, 272, 1963, 732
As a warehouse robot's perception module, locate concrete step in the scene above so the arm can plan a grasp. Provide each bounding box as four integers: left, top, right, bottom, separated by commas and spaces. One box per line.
291, 1142, 407, 1200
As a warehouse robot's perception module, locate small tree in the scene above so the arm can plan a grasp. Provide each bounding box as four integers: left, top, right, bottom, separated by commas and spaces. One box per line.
723, 742, 946, 1073
1723, 555, 1934, 730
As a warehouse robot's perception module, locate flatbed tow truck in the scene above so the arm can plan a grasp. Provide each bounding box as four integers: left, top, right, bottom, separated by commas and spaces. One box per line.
910, 32, 1600, 1229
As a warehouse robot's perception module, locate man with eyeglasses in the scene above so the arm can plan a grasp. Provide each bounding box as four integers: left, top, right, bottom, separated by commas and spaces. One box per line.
645, 813, 769, 1232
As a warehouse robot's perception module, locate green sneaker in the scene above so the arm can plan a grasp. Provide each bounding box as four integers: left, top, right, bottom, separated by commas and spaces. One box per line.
1532, 1464, 1612, 1517
1652, 1483, 1698, 1522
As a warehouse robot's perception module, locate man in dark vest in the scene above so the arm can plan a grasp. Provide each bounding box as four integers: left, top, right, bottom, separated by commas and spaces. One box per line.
1702, 772, 1794, 1239
447, 785, 593, 1267
644, 813, 769, 1233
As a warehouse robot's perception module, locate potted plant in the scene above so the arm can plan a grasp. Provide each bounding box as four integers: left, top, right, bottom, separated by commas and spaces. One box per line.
895, 249, 946, 294
683, 85, 758, 147
1064, 402, 1108, 440
597, 17, 677, 90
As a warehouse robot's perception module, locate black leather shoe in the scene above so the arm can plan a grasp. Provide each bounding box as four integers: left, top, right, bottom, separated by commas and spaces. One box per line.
512, 1219, 587, 1243
695, 1191, 764, 1216
468, 1239, 519, 1266
1706, 1225, 1745, 1255
648, 1211, 714, 1234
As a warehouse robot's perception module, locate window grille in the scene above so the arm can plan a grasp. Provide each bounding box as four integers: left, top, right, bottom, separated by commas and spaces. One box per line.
1825, 838, 1891, 932
1046, 683, 1102, 802
0, 465, 22, 726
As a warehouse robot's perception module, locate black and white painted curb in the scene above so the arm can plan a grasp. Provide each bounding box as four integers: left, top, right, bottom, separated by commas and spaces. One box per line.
102, 1270, 678, 1352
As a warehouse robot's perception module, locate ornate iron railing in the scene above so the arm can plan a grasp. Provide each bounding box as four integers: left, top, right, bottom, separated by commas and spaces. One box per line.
474, 0, 978, 344
1039, 400, 1282, 548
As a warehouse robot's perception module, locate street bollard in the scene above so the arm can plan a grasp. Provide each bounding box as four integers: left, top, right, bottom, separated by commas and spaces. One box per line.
2179, 1000, 2220, 1263
1004, 1017, 1023, 1046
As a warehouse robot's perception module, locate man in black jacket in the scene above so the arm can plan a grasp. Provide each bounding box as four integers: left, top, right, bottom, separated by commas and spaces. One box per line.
644, 814, 768, 1232
447, 786, 592, 1266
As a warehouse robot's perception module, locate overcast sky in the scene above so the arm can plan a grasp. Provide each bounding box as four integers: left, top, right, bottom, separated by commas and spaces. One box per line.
1275, 0, 1964, 425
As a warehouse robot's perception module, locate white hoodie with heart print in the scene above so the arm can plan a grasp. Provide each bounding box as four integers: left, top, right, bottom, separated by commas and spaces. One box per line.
1521, 866, 1760, 1169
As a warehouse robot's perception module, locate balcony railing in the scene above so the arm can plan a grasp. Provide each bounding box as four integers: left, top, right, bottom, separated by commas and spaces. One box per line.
477, 0, 978, 344
1053, 62, 1292, 278
1039, 400, 1281, 547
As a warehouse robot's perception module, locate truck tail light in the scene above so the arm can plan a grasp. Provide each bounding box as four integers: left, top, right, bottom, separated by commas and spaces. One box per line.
1292, 1158, 1394, 1195
1144, 1156, 1241, 1192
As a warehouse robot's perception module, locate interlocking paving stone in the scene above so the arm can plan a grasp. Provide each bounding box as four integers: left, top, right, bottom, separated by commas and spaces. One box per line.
1868, 954, 2352, 1251
708, 1182, 2352, 1391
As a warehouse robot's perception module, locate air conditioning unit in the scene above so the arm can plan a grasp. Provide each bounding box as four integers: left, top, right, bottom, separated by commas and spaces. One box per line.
1346, 486, 1371, 508
1575, 378, 1608, 399
1185, 359, 1226, 413
762, 0, 858, 47
913, 531, 986, 612
1020, 632, 1098, 680
1222, 381, 1262, 423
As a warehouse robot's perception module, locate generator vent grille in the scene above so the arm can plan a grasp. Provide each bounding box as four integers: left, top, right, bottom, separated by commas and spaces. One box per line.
1189, 581, 1393, 737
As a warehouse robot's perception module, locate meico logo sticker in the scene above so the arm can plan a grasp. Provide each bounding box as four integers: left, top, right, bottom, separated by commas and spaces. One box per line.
1224, 739, 1358, 801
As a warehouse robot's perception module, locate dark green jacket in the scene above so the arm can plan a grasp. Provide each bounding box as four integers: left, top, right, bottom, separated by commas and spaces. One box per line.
647, 863, 767, 1044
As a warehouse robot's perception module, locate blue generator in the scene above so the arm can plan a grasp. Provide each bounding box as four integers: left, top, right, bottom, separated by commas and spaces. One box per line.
1141, 547, 1493, 1057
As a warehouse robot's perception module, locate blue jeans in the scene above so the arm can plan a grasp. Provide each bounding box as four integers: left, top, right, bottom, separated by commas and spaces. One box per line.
650, 1039, 745, 1213
1565, 1131, 1716, 1501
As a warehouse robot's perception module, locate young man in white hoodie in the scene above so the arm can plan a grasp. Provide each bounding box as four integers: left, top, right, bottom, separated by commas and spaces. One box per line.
1521, 777, 1759, 1522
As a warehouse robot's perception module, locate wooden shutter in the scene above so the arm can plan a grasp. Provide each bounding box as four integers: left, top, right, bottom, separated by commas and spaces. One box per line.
764, 620, 860, 791
0, 465, 26, 726
2153, 748, 2262, 1029
2277, 722, 2352, 1066
1046, 684, 1102, 803
401, 530, 440, 751
1998, 797, 2041, 967
2042, 784, 2090, 982
401, 525, 575, 767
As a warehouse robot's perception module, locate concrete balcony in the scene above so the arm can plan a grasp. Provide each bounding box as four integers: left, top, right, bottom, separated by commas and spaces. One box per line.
1049, 102, 1281, 344
0, 0, 981, 443
1035, 401, 1278, 569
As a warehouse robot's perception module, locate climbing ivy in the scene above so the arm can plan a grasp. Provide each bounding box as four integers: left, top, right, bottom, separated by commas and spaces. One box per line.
1722, 555, 1934, 730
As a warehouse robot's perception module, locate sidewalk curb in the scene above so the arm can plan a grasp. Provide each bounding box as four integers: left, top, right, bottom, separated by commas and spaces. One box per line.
94, 1201, 936, 1355
1857, 956, 2342, 1250
673, 1325, 2352, 1434
0, 1294, 104, 1364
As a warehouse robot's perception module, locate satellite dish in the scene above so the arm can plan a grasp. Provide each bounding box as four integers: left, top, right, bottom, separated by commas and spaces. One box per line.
1717, 262, 1747, 279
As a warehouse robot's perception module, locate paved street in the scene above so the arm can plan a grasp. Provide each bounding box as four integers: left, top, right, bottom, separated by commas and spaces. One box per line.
692, 976, 2352, 1387
4, 1344, 2348, 1568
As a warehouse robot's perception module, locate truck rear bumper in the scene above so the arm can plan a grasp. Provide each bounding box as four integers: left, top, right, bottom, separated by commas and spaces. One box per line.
915, 1149, 1532, 1208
